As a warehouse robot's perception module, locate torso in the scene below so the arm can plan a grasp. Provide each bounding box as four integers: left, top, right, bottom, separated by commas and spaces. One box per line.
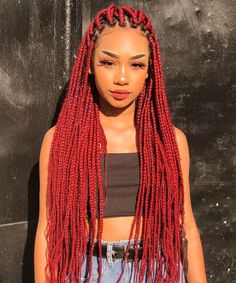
86, 118, 142, 241
86, 216, 142, 241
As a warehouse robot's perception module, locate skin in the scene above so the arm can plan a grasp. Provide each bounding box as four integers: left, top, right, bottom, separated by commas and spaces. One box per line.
87, 23, 149, 240
34, 23, 207, 283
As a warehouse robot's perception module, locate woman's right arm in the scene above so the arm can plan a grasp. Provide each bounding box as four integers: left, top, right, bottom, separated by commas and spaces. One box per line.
34, 126, 55, 283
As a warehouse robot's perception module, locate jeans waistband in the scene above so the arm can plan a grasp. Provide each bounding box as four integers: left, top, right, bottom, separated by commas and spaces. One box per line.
92, 239, 142, 247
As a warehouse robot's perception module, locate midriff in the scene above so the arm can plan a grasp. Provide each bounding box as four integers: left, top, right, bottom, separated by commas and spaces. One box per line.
86, 216, 143, 241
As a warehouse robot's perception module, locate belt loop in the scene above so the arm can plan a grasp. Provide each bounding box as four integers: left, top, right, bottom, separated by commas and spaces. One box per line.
106, 242, 113, 267
123, 243, 128, 262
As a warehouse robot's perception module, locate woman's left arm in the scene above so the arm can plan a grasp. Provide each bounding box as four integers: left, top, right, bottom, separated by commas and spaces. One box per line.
174, 127, 208, 283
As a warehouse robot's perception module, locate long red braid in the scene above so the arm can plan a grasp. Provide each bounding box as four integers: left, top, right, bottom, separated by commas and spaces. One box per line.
45, 4, 186, 283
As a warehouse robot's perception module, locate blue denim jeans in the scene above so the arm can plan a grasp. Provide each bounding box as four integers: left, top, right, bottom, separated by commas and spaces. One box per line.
67, 239, 186, 282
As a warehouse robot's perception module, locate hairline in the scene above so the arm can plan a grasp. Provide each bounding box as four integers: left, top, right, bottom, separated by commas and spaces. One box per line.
92, 23, 151, 60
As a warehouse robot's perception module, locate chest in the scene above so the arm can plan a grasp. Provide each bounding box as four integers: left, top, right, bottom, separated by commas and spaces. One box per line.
88, 152, 140, 218
102, 126, 138, 153
102, 153, 140, 217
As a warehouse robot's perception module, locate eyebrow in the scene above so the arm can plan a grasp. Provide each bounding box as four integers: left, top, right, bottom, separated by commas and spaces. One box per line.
101, 50, 146, 59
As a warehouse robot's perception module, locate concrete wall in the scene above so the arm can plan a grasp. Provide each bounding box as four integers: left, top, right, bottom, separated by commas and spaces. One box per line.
0, 1, 235, 282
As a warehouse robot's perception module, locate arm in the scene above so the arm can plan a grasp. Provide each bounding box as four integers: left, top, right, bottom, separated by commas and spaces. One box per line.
34, 126, 55, 283
174, 127, 208, 283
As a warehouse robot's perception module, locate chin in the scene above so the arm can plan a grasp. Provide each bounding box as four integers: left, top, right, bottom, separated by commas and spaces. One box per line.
110, 98, 135, 107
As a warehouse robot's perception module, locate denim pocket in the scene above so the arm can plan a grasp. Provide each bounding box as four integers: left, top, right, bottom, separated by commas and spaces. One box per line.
80, 255, 108, 282
65, 256, 108, 283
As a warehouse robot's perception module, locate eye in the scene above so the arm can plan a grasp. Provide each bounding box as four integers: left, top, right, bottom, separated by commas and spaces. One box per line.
131, 62, 146, 69
99, 60, 114, 67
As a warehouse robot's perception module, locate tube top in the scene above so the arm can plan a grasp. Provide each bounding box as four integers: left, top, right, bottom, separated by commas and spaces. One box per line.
87, 152, 140, 218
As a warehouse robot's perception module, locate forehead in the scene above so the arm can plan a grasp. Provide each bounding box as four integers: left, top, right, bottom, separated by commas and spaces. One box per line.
94, 24, 150, 55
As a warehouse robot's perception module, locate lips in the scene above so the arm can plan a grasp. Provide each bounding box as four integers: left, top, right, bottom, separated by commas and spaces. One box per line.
109, 90, 131, 100
110, 89, 130, 94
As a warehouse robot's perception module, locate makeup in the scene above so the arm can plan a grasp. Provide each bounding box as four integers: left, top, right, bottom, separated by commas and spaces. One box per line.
110, 90, 130, 100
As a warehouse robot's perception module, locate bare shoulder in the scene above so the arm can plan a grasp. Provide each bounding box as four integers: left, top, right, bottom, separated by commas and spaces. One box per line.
42, 126, 56, 147
173, 126, 189, 154
173, 126, 187, 144
37, 126, 56, 226
39, 125, 56, 171
39, 126, 56, 172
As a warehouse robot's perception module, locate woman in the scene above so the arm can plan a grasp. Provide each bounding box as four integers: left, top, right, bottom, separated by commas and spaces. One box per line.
34, 4, 207, 283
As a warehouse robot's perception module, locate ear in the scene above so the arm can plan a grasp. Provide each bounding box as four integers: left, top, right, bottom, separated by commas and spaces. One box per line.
89, 63, 94, 75
89, 57, 94, 74
145, 73, 148, 79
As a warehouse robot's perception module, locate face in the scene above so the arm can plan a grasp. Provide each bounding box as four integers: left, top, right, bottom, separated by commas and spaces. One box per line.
89, 23, 150, 113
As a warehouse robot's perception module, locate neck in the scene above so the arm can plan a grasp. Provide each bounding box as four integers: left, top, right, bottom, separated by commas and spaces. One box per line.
99, 99, 136, 130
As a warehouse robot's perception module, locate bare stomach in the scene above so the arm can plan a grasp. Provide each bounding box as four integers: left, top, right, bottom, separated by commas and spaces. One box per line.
86, 216, 143, 241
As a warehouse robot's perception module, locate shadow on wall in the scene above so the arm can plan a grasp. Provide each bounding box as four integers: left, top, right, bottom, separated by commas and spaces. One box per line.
22, 163, 39, 283
21, 81, 69, 283
21, 73, 98, 282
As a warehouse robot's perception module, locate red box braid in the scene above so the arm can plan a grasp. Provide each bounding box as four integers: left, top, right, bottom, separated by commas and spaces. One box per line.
45, 4, 186, 283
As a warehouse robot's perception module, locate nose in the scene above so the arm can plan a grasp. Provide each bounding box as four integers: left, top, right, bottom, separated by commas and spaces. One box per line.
114, 65, 128, 85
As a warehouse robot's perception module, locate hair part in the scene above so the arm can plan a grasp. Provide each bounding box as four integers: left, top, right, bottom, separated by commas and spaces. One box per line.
91, 15, 152, 70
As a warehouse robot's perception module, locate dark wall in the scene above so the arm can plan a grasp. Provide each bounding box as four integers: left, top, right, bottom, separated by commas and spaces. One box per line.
0, 0, 82, 282
0, 1, 235, 282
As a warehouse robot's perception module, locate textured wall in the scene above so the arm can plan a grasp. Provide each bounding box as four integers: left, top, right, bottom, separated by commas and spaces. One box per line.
0, 0, 82, 282
0, 0, 235, 282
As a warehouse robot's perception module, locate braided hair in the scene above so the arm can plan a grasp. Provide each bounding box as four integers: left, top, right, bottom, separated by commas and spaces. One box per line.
45, 4, 186, 282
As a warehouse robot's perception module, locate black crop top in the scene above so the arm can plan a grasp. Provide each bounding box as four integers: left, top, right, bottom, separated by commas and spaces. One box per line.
87, 152, 140, 218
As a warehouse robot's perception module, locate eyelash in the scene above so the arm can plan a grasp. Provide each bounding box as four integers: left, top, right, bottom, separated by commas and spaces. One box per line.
99, 60, 146, 69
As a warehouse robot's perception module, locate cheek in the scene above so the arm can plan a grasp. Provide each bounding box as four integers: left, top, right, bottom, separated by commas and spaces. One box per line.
94, 70, 113, 88
132, 72, 147, 91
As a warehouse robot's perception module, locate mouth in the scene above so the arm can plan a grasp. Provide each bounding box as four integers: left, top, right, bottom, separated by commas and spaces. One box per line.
109, 90, 130, 100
